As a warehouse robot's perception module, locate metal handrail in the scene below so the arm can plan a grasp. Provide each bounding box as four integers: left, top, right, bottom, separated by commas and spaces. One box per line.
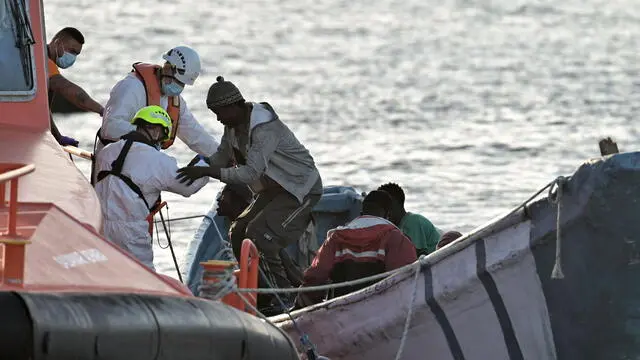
0, 163, 36, 286
0, 164, 35, 183
62, 146, 93, 160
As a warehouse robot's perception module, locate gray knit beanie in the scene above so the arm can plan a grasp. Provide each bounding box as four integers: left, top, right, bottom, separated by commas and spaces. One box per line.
206, 76, 244, 109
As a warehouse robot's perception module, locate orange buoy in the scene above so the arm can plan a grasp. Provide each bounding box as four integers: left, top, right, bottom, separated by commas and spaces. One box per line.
200, 239, 259, 315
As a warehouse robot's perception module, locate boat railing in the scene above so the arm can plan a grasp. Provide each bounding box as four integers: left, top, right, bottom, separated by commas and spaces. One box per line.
0, 163, 36, 286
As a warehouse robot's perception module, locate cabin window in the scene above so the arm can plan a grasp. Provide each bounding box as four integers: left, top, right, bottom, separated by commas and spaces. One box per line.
0, 0, 36, 99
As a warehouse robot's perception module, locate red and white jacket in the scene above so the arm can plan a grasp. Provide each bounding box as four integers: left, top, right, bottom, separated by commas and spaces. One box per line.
299, 216, 417, 304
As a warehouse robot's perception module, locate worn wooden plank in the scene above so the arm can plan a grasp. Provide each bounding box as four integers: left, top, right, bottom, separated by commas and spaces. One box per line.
599, 137, 619, 156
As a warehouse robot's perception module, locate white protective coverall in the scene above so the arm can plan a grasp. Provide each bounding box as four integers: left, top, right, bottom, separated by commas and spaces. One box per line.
95, 140, 209, 270
97, 72, 219, 156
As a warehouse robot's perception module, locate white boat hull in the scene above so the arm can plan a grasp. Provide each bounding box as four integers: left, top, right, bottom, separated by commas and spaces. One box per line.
274, 216, 556, 360
274, 152, 640, 360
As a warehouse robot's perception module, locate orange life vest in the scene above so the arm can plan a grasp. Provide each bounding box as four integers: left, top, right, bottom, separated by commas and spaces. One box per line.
131, 62, 180, 149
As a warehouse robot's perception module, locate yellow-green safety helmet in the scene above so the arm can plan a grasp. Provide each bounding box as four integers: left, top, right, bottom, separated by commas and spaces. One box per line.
130, 105, 172, 141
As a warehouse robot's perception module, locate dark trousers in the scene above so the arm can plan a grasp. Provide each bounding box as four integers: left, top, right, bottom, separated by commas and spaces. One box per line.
230, 187, 320, 290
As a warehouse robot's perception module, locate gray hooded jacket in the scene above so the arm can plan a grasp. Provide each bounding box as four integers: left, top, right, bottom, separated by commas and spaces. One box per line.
209, 102, 322, 203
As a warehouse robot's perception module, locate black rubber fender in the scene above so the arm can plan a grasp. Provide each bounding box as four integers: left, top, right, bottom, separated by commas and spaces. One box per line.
0, 291, 33, 360
0, 291, 299, 360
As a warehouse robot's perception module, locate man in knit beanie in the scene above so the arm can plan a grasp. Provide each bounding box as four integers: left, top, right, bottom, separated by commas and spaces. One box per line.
176, 76, 323, 307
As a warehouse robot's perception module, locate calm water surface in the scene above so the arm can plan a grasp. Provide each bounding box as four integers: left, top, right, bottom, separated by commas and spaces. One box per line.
45, 0, 640, 275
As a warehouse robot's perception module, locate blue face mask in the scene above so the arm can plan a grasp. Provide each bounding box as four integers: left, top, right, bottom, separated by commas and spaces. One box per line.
162, 80, 184, 97
56, 52, 76, 69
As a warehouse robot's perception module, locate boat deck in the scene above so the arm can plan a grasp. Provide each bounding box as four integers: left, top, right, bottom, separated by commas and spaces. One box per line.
0, 126, 190, 296
0, 126, 101, 231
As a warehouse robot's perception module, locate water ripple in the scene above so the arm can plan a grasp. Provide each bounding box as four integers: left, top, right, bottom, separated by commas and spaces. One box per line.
46, 0, 640, 273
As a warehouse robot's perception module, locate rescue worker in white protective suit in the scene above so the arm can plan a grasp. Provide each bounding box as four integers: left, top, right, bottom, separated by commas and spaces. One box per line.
95, 105, 210, 270
92, 45, 219, 184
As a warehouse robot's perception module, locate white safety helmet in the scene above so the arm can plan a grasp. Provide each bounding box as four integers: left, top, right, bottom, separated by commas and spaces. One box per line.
162, 46, 201, 86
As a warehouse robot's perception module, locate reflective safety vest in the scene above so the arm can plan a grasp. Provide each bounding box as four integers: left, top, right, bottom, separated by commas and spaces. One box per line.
131, 62, 180, 149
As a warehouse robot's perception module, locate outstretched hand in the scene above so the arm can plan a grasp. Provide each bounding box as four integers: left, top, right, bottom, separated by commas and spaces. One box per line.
186, 154, 210, 167
175, 166, 212, 186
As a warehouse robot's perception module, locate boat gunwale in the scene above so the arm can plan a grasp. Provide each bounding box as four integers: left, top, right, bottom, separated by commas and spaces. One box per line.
272, 206, 529, 323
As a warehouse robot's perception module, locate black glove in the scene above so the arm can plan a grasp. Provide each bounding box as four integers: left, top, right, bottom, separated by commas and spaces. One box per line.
176, 166, 212, 186
59, 135, 79, 147
187, 154, 210, 167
